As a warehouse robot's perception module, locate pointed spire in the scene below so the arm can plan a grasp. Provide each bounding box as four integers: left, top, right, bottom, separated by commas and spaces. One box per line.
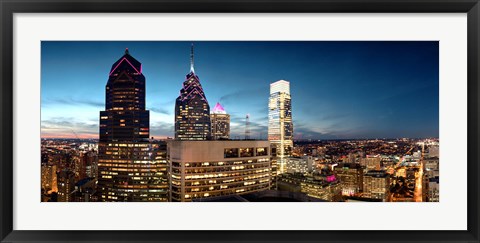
190, 43, 195, 73
125, 48, 130, 55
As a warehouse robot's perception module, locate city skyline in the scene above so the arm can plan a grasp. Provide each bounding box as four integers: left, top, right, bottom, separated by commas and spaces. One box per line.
41, 41, 439, 139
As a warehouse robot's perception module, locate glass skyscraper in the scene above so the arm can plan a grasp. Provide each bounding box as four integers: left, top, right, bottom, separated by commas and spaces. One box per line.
97, 49, 168, 202
268, 80, 293, 174
175, 44, 211, 140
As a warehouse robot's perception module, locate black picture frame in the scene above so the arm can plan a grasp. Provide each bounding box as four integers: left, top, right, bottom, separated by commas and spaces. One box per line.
1, 0, 479, 242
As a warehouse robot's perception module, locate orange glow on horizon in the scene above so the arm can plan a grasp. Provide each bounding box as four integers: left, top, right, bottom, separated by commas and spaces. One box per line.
41, 133, 171, 140
41, 133, 98, 139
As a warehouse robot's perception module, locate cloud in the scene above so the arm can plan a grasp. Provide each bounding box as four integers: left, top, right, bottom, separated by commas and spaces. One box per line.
41, 117, 98, 138
42, 97, 103, 108
148, 99, 176, 115
229, 112, 268, 139
293, 121, 335, 140
219, 87, 267, 106
148, 107, 171, 115
150, 121, 174, 138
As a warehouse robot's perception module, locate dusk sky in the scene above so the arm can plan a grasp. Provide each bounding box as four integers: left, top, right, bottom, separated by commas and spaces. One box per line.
41, 41, 439, 140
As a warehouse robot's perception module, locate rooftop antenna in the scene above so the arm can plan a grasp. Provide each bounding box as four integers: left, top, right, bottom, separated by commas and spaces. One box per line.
245, 114, 250, 140
190, 43, 195, 73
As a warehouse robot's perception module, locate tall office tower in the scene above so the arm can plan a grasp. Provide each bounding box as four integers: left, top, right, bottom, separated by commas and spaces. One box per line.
175, 44, 211, 140
168, 140, 271, 202
97, 49, 169, 202
268, 80, 293, 174
99, 48, 149, 142
210, 102, 230, 140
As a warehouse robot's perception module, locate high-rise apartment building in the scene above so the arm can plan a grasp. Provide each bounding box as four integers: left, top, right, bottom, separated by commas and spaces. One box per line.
334, 163, 364, 196
41, 164, 58, 193
57, 169, 75, 202
361, 156, 382, 171
168, 140, 271, 202
175, 44, 211, 140
427, 176, 440, 202
210, 102, 230, 140
268, 80, 293, 174
97, 49, 169, 202
363, 170, 391, 201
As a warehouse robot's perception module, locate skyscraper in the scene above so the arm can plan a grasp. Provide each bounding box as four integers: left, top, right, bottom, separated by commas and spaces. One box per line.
268, 80, 293, 174
210, 102, 230, 140
99, 48, 149, 142
175, 44, 211, 140
97, 49, 169, 202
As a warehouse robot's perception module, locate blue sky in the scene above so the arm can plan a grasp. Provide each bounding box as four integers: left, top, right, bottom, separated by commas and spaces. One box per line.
41, 41, 439, 139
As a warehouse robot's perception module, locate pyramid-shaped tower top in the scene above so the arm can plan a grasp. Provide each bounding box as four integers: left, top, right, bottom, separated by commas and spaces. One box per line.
212, 102, 226, 114
109, 48, 142, 76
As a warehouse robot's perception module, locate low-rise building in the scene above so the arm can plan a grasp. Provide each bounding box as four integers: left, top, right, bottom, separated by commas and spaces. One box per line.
277, 173, 342, 202
168, 140, 272, 202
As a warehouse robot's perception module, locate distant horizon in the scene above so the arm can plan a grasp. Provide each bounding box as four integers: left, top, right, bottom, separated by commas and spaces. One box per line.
40, 136, 439, 141
41, 41, 439, 139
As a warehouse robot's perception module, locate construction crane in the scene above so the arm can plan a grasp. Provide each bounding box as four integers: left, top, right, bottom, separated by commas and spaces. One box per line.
70, 129, 80, 140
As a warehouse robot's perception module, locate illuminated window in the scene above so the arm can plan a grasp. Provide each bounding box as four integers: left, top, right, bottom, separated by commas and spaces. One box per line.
224, 148, 239, 158
240, 148, 254, 157
256, 147, 268, 156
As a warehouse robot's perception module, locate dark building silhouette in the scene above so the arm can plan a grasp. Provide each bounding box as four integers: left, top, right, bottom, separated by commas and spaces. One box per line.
97, 49, 168, 202
175, 44, 211, 140
100, 48, 149, 142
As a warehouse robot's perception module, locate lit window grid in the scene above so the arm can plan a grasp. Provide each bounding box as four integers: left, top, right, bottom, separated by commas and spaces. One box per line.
268, 90, 293, 173
97, 142, 169, 202
170, 157, 271, 202
210, 113, 230, 140
363, 176, 391, 200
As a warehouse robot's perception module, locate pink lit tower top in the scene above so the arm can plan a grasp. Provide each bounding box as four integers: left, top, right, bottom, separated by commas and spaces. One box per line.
210, 102, 230, 140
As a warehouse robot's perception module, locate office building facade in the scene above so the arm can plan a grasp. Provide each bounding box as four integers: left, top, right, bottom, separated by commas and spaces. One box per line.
97, 49, 169, 202
57, 169, 75, 202
363, 170, 391, 201
334, 163, 364, 196
286, 156, 314, 174
277, 173, 342, 202
210, 102, 230, 140
168, 140, 271, 202
268, 80, 293, 174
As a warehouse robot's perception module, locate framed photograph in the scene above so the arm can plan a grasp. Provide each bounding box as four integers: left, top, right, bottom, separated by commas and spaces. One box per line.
1, 0, 479, 242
